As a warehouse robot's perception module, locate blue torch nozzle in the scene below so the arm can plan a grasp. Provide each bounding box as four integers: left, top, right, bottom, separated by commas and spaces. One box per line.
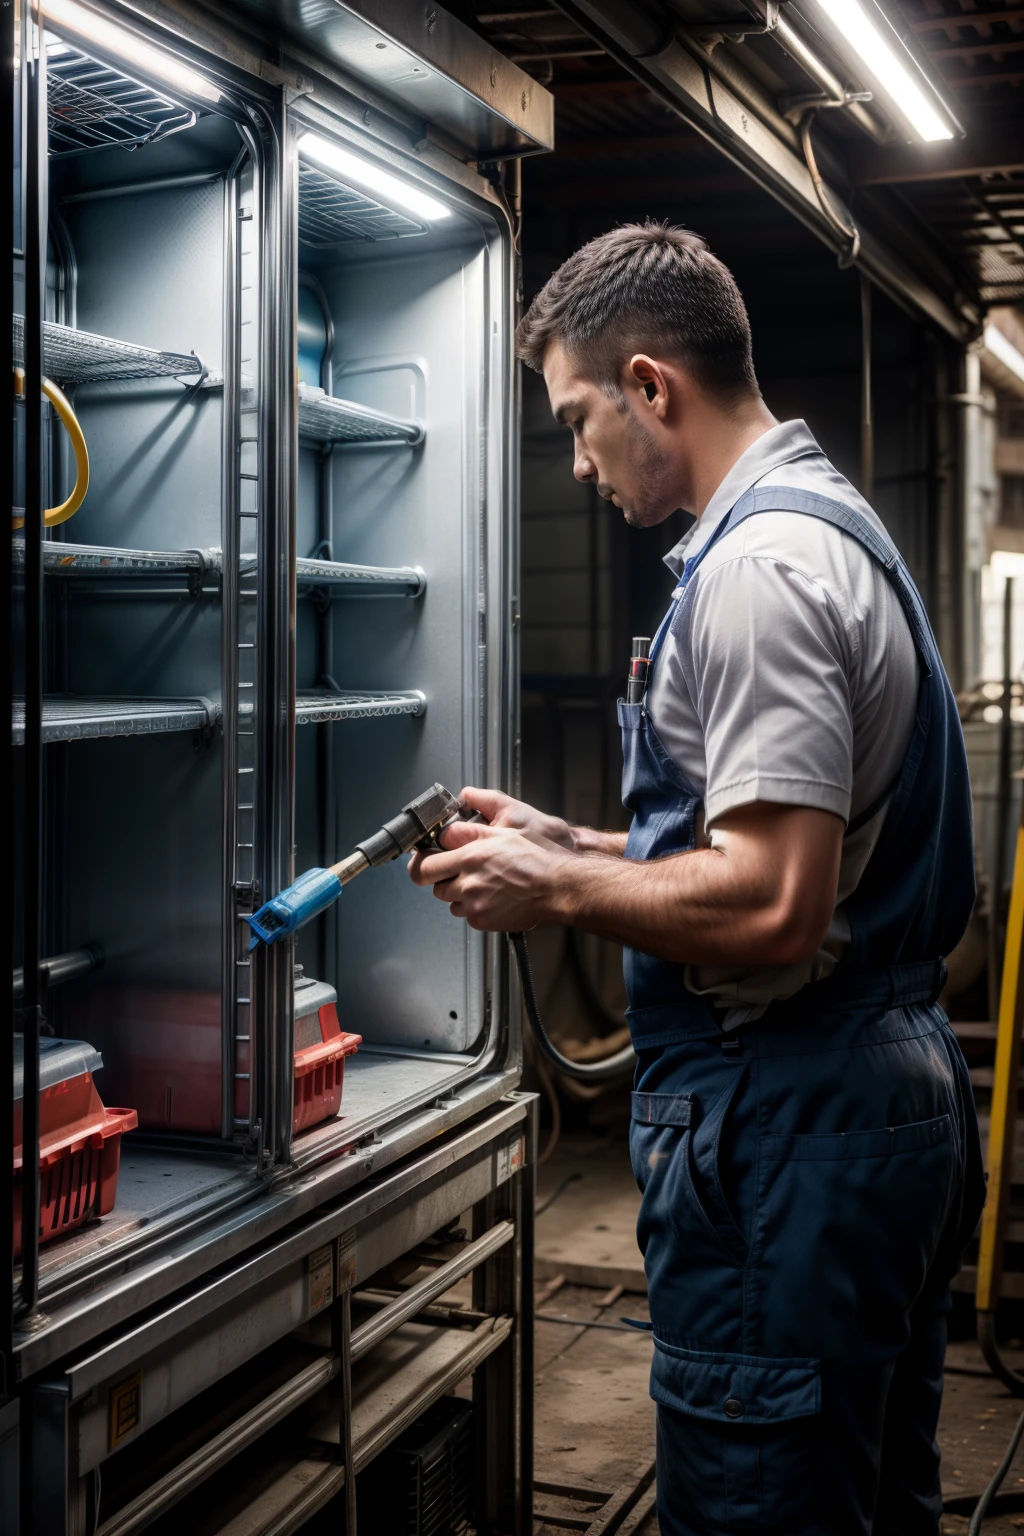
244, 867, 343, 949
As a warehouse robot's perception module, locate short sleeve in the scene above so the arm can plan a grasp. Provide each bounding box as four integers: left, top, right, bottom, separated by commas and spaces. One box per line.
681, 554, 854, 826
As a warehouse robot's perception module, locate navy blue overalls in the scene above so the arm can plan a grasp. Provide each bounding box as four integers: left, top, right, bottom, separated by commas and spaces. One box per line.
619, 485, 985, 1535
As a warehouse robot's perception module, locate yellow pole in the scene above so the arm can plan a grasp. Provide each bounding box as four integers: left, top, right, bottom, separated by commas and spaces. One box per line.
976, 795, 1024, 1311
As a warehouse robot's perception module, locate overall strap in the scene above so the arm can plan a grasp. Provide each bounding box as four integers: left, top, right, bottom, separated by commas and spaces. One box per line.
678, 485, 934, 676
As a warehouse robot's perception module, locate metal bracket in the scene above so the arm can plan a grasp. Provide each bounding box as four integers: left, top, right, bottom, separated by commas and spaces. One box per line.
185, 547, 209, 600
181, 350, 209, 400
688, 0, 780, 43
780, 88, 873, 126
257, 59, 314, 105
193, 696, 218, 753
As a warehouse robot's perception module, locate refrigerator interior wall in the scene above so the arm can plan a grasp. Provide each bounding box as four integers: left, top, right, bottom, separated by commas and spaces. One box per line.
294, 221, 493, 1056
48, 117, 239, 1135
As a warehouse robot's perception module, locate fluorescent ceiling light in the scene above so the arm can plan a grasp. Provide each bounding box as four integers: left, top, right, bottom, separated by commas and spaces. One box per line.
299, 133, 450, 223
991, 551, 1024, 592
44, 0, 222, 103
809, 0, 952, 141
985, 324, 1024, 389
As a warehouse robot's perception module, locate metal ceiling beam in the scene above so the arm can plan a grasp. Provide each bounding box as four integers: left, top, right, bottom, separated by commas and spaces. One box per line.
930, 38, 1024, 58
910, 7, 1024, 31
550, 128, 706, 157
526, 171, 766, 202
945, 65, 1024, 84
549, 0, 976, 338
852, 127, 1024, 183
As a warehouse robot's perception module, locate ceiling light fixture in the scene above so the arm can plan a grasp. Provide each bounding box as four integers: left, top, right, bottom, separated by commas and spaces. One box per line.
807, 0, 954, 141
985, 324, 1024, 390
299, 132, 451, 222
44, 0, 222, 103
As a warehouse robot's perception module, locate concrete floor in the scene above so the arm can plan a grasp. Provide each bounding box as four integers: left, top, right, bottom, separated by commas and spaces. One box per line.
533, 1129, 1024, 1535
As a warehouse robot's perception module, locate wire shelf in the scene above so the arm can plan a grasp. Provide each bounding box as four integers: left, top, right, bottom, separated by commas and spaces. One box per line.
297, 383, 423, 448
46, 38, 195, 156
13, 540, 424, 595
12, 539, 209, 576
296, 555, 425, 595
13, 695, 220, 745
13, 315, 204, 385
298, 160, 425, 246
295, 690, 426, 724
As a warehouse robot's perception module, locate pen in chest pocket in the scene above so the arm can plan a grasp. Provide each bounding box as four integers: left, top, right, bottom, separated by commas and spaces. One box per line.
627, 636, 652, 704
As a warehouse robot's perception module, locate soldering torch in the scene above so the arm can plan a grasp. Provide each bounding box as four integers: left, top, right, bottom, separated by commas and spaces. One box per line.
245, 781, 634, 1083
244, 782, 466, 948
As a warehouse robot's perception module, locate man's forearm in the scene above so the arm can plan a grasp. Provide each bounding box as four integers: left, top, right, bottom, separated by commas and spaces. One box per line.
570, 826, 628, 857
548, 847, 786, 965
548, 807, 841, 967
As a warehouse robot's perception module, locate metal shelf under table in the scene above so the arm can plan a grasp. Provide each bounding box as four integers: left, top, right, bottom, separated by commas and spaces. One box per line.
13, 695, 220, 744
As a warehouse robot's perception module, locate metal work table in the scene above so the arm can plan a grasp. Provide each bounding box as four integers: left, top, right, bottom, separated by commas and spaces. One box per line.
27, 1093, 537, 1536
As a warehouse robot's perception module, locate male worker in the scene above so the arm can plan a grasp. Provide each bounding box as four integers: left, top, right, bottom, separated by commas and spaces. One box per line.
410, 223, 984, 1535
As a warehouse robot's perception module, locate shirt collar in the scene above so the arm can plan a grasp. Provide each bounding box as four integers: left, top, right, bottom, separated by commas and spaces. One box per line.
663, 419, 824, 579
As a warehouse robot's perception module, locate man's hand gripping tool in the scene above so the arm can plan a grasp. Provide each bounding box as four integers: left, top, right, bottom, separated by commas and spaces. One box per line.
244, 783, 468, 949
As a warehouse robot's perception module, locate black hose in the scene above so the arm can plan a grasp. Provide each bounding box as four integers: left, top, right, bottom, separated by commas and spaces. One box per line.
978, 1309, 1024, 1397
969, 1408, 1024, 1534
510, 931, 635, 1083
535, 1171, 582, 1218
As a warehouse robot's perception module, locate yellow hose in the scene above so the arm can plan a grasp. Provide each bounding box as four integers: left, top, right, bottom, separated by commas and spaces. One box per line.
12, 366, 90, 528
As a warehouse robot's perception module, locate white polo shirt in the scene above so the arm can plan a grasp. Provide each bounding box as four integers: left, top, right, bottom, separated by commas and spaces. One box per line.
646, 419, 919, 1019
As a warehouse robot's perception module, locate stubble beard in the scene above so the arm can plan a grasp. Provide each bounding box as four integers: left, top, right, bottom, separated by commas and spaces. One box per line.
619, 413, 674, 529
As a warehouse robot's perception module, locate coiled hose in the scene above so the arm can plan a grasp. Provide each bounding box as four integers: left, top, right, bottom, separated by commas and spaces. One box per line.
510, 930, 635, 1084
13, 366, 90, 528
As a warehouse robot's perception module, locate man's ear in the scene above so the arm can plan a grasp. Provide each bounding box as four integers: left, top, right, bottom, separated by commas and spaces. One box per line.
628, 355, 670, 420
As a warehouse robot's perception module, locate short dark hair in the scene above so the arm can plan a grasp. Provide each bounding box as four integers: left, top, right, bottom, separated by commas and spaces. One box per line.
516, 222, 758, 400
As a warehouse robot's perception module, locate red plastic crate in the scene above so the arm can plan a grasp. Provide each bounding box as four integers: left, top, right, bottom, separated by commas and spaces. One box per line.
293, 1000, 361, 1135
13, 1049, 137, 1257
72, 976, 358, 1136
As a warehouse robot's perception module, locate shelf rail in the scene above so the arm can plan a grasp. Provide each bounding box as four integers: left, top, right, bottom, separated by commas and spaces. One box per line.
350, 1220, 514, 1364
12, 695, 219, 744
294, 690, 426, 724
297, 382, 423, 448
13, 539, 425, 595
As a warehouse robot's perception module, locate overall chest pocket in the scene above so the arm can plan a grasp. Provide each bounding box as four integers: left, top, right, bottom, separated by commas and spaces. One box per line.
631, 1076, 750, 1269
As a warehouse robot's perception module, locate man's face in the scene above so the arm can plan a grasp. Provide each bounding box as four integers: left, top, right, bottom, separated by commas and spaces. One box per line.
542, 338, 680, 528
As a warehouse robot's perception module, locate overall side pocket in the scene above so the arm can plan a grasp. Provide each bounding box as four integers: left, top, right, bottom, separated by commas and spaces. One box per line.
757, 1114, 954, 1360
632, 1076, 749, 1267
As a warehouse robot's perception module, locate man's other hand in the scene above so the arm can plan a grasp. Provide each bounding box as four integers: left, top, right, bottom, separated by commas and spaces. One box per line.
458, 786, 576, 850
